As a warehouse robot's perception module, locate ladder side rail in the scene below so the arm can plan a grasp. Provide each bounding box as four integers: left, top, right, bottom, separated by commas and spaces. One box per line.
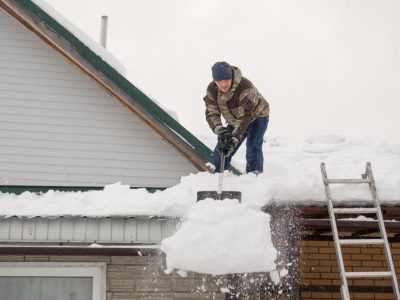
340, 286, 350, 300
321, 162, 350, 300
366, 162, 400, 299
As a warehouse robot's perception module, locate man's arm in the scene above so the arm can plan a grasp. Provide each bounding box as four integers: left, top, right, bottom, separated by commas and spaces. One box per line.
203, 86, 222, 132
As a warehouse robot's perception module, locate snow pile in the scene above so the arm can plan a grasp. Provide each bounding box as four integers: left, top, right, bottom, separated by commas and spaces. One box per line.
0, 183, 187, 218
31, 0, 126, 75
161, 199, 277, 275
202, 134, 400, 205
0, 172, 269, 217
0, 135, 400, 218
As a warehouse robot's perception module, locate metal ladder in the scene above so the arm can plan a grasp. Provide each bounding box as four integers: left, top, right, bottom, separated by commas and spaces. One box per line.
320, 162, 400, 300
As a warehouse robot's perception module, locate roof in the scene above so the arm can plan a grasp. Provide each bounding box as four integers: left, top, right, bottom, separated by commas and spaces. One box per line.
264, 204, 400, 237
0, 0, 240, 174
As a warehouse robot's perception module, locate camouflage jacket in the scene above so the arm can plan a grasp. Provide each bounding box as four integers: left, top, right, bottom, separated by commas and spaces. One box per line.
203, 67, 270, 140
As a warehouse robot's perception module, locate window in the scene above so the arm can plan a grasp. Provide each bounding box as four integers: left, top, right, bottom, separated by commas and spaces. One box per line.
0, 262, 106, 300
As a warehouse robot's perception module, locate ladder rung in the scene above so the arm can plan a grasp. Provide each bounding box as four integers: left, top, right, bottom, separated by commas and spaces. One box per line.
345, 271, 392, 278
339, 239, 384, 245
333, 207, 377, 214
327, 179, 370, 184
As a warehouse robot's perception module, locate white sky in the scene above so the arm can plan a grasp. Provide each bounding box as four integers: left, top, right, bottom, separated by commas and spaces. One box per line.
44, 0, 400, 140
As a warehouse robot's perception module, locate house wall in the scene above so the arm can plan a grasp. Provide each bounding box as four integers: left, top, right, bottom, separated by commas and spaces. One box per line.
0, 8, 197, 188
0, 251, 296, 300
0, 254, 226, 300
299, 239, 400, 300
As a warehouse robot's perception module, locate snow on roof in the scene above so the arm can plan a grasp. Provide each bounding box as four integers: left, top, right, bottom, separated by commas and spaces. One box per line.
31, 0, 126, 75
0, 135, 399, 218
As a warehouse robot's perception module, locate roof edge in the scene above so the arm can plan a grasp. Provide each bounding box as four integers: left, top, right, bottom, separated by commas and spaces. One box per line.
0, 185, 165, 195
0, 246, 161, 256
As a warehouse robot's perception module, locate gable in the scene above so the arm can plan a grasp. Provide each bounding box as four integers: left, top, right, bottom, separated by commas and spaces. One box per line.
0, 9, 198, 188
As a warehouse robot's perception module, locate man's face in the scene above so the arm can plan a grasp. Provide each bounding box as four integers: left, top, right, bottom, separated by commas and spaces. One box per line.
214, 80, 232, 93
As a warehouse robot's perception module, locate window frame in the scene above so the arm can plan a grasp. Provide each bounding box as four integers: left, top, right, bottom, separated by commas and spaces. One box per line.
0, 262, 106, 300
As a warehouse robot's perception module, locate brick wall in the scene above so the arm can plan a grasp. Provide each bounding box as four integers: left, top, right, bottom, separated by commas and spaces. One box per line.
0, 254, 227, 300
0, 253, 299, 300
5, 240, 398, 299
299, 240, 400, 299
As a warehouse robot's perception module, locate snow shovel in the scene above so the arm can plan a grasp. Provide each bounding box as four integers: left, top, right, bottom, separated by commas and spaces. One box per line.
197, 151, 242, 202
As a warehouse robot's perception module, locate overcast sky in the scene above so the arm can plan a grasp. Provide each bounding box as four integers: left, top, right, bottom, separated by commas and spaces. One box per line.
46, 0, 400, 141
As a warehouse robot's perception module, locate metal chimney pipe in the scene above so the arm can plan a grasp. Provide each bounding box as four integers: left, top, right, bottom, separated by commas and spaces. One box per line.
100, 15, 108, 48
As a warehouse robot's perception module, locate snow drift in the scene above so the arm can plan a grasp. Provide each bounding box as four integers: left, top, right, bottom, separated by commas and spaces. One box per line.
161, 199, 277, 275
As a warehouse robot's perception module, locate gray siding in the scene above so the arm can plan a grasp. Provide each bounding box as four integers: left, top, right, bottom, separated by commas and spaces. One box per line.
0, 9, 197, 188
0, 217, 179, 244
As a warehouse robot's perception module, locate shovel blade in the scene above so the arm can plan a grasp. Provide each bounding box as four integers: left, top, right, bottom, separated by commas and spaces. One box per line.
197, 191, 242, 202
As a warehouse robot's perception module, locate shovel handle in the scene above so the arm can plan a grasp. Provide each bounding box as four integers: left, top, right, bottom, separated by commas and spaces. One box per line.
218, 152, 225, 194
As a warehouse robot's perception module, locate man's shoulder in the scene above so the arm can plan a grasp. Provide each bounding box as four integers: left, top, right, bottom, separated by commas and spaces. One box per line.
237, 77, 256, 94
239, 77, 255, 88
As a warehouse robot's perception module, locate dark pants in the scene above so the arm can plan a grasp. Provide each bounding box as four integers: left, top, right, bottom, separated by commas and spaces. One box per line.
213, 116, 269, 173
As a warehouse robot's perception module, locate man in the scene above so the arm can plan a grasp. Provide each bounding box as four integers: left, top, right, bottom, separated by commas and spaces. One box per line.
203, 61, 270, 173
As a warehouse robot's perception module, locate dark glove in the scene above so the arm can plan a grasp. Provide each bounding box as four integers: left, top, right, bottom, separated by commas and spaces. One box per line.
221, 137, 239, 156
214, 126, 231, 141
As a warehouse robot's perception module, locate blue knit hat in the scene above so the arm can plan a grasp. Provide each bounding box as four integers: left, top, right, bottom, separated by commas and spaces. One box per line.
211, 61, 232, 81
